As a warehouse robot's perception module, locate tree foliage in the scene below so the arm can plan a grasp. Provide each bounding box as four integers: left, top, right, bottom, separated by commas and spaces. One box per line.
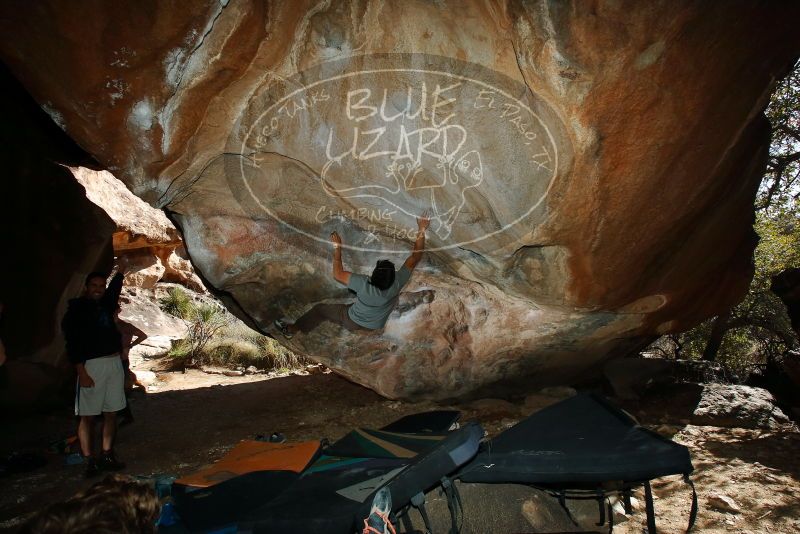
650, 60, 800, 374
758, 60, 800, 213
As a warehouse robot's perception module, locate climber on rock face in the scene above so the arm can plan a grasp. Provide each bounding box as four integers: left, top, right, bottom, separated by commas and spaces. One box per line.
274, 213, 433, 338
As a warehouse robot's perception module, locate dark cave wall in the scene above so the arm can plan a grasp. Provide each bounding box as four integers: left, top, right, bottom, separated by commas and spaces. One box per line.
0, 61, 114, 368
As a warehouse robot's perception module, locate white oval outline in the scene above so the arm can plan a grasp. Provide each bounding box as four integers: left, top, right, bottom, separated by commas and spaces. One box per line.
237, 66, 559, 253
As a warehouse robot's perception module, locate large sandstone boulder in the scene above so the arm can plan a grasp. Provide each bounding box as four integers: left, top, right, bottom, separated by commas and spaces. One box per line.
70, 166, 181, 250
70, 166, 206, 292
1, 2, 798, 398
122, 249, 167, 289
118, 286, 187, 340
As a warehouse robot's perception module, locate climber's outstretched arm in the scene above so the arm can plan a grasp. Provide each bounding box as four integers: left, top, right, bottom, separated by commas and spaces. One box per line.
330, 232, 351, 285
404, 213, 430, 271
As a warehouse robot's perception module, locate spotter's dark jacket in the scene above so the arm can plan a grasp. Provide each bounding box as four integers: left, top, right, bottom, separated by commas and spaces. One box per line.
62, 273, 123, 365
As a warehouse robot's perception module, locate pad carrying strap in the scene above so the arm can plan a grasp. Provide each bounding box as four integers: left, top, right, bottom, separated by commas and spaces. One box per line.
685, 474, 698, 533
644, 480, 657, 534
401, 478, 464, 534
595, 489, 606, 527
410, 491, 432, 534
440, 476, 463, 534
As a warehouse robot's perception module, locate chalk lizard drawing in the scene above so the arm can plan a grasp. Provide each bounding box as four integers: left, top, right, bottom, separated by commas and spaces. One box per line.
319, 124, 485, 240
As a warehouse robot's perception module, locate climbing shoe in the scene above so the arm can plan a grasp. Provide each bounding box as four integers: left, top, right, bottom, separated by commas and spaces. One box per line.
363, 486, 396, 534
273, 319, 294, 339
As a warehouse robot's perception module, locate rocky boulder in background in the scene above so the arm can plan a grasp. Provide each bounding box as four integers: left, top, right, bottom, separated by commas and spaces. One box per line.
1, 2, 799, 399
70, 166, 205, 292
692, 384, 791, 430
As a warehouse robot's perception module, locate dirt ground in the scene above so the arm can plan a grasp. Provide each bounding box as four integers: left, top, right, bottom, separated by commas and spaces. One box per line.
1, 354, 798, 533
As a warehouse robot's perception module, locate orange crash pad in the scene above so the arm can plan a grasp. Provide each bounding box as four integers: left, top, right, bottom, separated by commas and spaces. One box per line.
175, 440, 321, 488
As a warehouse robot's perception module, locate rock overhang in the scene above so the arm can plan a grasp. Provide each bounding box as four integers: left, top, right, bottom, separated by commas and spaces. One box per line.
1, 1, 798, 398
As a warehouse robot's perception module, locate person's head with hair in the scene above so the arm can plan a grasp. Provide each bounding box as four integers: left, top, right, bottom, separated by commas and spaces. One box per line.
84, 272, 109, 301
370, 260, 396, 290
21, 474, 160, 534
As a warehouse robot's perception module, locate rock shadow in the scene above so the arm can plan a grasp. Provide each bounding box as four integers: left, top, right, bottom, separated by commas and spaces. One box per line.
701, 431, 800, 481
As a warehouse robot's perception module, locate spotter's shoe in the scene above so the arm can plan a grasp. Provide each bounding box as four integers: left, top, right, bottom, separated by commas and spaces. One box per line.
98, 450, 125, 472
84, 456, 101, 478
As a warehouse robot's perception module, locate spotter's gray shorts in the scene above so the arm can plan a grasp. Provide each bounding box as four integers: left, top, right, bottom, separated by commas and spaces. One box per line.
74, 354, 126, 416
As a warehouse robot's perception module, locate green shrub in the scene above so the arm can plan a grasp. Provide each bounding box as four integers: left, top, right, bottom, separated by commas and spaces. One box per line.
159, 286, 192, 319
184, 303, 229, 363
227, 332, 306, 371
258, 336, 306, 372
206, 339, 261, 367
159, 287, 307, 372
166, 339, 192, 367
216, 321, 307, 371
168, 317, 308, 372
